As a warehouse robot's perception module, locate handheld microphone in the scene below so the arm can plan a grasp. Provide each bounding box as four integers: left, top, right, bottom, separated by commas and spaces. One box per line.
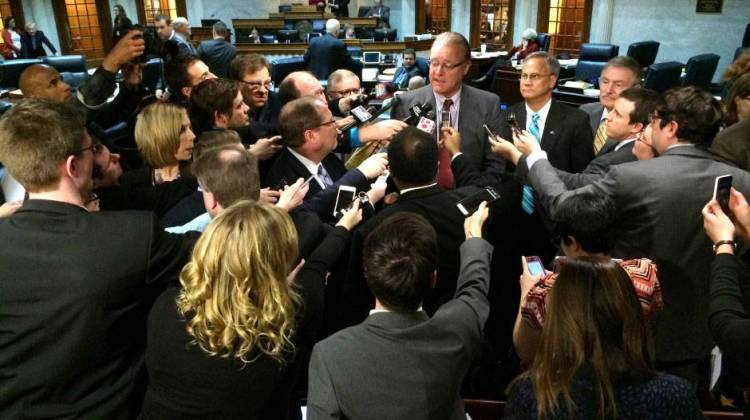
416, 109, 437, 134
401, 102, 433, 125
339, 96, 401, 131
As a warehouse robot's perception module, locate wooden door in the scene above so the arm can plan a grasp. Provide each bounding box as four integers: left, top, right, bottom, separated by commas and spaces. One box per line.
53, 0, 112, 60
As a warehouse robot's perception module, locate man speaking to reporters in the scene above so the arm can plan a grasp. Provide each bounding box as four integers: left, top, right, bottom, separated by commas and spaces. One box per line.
391, 32, 505, 188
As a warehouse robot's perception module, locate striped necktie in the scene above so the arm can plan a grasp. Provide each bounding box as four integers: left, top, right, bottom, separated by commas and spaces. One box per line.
594, 117, 608, 154
317, 165, 334, 188
521, 113, 541, 215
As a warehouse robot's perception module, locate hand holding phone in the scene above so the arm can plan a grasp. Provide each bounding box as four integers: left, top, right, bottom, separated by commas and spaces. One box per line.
457, 186, 500, 216
713, 174, 732, 214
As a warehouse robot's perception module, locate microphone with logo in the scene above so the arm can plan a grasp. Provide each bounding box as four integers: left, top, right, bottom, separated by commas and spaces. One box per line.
338, 95, 402, 131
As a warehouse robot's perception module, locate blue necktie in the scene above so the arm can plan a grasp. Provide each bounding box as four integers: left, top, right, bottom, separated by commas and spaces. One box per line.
317, 165, 334, 188
521, 113, 541, 215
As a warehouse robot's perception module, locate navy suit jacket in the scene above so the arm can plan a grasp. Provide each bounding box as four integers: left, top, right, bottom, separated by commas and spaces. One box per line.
197, 39, 236, 78
303, 33, 357, 80
20, 31, 57, 58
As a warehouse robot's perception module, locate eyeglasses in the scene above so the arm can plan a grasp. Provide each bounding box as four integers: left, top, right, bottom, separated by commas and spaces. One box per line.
329, 88, 361, 97
520, 73, 552, 82
72, 142, 103, 156
238, 79, 272, 90
311, 119, 337, 130
84, 193, 100, 206
427, 59, 467, 71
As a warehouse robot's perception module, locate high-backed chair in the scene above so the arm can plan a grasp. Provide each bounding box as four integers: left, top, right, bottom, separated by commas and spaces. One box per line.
373, 28, 397, 41
142, 57, 163, 93
260, 34, 276, 44
573, 43, 619, 84
536, 33, 550, 52
60, 71, 89, 89
0, 58, 44, 88
347, 46, 363, 59
270, 56, 306, 85
682, 53, 720, 88
355, 27, 374, 40
626, 41, 660, 69
357, 6, 371, 17
277, 29, 300, 43
307, 32, 322, 43
43, 55, 87, 74
643, 61, 684, 92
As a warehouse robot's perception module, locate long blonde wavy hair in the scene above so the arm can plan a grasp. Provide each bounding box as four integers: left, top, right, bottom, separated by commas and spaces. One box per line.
177, 201, 301, 364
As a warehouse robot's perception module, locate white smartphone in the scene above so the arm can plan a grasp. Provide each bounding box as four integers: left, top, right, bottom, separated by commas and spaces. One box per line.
713, 174, 732, 214
333, 185, 357, 218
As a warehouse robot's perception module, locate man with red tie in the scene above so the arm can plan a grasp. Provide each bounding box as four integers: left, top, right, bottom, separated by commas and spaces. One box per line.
390, 32, 505, 189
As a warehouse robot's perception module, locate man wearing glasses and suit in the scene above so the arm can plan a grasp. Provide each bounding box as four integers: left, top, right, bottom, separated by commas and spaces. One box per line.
390, 32, 506, 189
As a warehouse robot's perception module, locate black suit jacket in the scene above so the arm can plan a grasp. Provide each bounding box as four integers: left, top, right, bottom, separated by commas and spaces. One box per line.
197, 39, 237, 78
501, 99, 594, 173
264, 147, 371, 220
341, 184, 480, 327
0, 199, 194, 419
331, 0, 350, 17
303, 33, 357, 80
20, 31, 57, 58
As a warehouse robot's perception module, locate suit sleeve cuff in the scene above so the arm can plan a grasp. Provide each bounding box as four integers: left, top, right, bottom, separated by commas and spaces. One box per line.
526, 151, 548, 170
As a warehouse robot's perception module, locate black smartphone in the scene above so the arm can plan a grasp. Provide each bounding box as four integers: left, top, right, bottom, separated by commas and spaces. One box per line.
333, 185, 357, 218
456, 186, 500, 216
506, 112, 521, 136
713, 174, 732, 214
526, 256, 545, 277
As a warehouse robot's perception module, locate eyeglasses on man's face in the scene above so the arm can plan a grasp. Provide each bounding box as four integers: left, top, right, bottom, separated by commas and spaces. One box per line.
329, 88, 361, 97
72, 142, 103, 157
311, 119, 337, 130
520, 73, 552, 82
239, 79, 273, 90
427, 59, 467, 71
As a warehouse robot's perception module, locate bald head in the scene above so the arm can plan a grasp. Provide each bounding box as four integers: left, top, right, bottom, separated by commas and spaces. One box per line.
19, 65, 73, 103
278, 71, 326, 106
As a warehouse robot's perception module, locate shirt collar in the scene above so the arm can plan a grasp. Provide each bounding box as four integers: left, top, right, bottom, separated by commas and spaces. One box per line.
287, 147, 321, 176
433, 86, 462, 110
600, 107, 610, 122
525, 98, 552, 123
614, 137, 636, 151
400, 183, 437, 195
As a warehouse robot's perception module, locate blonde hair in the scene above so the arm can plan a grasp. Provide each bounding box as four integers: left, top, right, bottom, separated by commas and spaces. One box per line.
177, 201, 301, 364
135, 101, 185, 169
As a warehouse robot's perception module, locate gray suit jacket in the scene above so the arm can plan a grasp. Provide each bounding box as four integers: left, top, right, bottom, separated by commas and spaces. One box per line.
172, 32, 197, 57
526, 145, 750, 362
390, 84, 506, 186
579, 101, 605, 133
308, 239, 493, 420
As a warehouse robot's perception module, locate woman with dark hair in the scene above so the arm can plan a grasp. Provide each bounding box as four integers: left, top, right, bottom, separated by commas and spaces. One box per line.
2, 16, 22, 59
505, 258, 702, 419
112, 5, 132, 43
142, 200, 362, 418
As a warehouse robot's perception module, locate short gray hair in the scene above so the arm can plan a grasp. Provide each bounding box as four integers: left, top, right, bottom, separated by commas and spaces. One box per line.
521, 28, 538, 41
526, 51, 560, 78
172, 17, 189, 30
326, 19, 340, 35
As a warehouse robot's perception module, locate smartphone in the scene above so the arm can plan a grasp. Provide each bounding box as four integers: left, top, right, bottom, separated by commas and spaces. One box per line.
300, 174, 316, 189
456, 186, 500, 216
713, 174, 732, 214
333, 185, 357, 218
483, 124, 496, 141
526, 256, 545, 277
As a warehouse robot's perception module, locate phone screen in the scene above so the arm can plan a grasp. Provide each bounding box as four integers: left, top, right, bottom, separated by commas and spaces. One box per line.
526, 256, 545, 276
457, 187, 500, 216
333, 187, 356, 218
713, 174, 732, 214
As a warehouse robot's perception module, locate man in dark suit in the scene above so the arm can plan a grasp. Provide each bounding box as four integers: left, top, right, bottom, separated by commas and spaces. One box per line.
196, 21, 236, 78
391, 32, 506, 188
342, 127, 481, 326
503, 87, 661, 189
578, 56, 641, 154
0, 99, 194, 418
308, 207, 492, 419
20, 22, 57, 58
328, 0, 350, 17
231, 53, 280, 137
364, 0, 390, 27
391, 48, 425, 89
155, 15, 196, 58
264, 96, 387, 212
303, 19, 359, 80
496, 86, 750, 388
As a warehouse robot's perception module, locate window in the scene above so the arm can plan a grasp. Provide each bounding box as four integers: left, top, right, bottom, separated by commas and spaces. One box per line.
416, 0, 451, 34
537, 0, 592, 56
137, 0, 187, 26
63, 0, 105, 59
478, 0, 513, 48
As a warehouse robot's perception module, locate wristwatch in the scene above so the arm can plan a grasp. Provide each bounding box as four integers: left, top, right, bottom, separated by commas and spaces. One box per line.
712, 240, 736, 253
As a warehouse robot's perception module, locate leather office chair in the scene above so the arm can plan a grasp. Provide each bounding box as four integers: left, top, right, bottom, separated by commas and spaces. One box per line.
260, 34, 276, 44
357, 6, 371, 17
0, 58, 44, 88
277, 29, 300, 43
347, 46, 363, 59
373, 28, 397, 41
536, 33, 551, 52
643, 61, 684, 92
573, 43, 619, 84
682, 53, 720, 89
626, 41, 660, 69
43, 55, 86, 74
415, 56, 430, 83
141, 57, 163, 93
60, 71, 89, 89
271, 56, 306, 85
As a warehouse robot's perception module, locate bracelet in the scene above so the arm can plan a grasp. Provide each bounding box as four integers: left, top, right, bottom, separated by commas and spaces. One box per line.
712, 240, 736, 253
